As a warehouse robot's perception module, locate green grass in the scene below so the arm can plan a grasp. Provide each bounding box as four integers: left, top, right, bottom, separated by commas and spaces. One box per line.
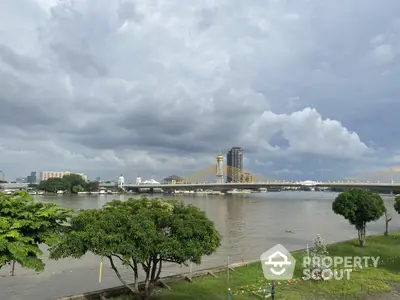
113, 232, 400, 299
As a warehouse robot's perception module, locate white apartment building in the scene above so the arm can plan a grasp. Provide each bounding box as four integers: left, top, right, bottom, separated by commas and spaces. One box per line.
39, 171, 88, 182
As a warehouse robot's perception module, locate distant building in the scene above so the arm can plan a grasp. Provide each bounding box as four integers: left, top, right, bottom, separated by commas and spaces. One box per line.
0, 171, 5, 181
142, 179, 160, 184
15, 177, 27, 183
27, 172, 37, 184
96, 177, 101, 181
227, 147, 243, 183
163, 175, 185, 184
40, 171, 88, 182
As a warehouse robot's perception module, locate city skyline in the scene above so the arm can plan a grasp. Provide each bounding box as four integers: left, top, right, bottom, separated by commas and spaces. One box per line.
1, 1, 400, 181
2, 153, 400, 184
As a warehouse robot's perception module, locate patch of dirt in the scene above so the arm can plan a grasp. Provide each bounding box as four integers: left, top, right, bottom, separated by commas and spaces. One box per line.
365, 291, 400, 300
367, 283, 400, 300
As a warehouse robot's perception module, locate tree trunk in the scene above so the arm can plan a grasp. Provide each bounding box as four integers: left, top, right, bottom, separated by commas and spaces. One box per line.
107, 256, 136, 294
358, 226, 366, 247
11, 261, 15, 276
384, 211, 392, 236
133, 261, 139, 292
140, 258, 162, 300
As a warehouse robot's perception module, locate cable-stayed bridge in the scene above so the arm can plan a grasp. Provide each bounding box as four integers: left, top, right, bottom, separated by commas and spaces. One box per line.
178, 165, 400, 185
105, 165, 400, 191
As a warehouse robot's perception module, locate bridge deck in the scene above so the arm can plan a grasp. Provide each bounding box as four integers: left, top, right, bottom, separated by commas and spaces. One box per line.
1, 182, 399, 190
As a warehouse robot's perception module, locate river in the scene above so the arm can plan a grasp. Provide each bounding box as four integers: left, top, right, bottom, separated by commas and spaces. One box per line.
1, 192, 399, 300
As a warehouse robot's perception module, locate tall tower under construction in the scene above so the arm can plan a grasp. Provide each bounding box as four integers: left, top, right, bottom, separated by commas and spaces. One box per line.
216, 150, 224, 183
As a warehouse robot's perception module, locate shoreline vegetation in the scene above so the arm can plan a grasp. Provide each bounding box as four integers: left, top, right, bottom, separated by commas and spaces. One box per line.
32, 174, 103, 194
104, 232, 400, 300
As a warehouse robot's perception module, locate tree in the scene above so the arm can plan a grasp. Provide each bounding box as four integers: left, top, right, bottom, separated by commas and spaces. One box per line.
394, 195, 400, 214
86, 181, 99, 192
49, 196, 221, 299
62, 174, 87, 193
72, 185, 84, 193
38, 174, 90, 194
332, 189, 385, 247
38, 178, 66, 193
0, 191, 72, 272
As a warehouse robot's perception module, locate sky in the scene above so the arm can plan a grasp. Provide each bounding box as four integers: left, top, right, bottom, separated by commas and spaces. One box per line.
1, 0, 400, 183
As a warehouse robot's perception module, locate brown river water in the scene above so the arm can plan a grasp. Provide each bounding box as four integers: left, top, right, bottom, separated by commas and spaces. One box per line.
1, 192, 399, 300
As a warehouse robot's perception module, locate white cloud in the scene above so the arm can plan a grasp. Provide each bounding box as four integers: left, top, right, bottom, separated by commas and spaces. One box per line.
242, 108, 370, 159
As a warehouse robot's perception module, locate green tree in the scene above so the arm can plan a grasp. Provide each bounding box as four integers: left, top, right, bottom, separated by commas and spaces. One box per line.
72, 185, 84, 193
49, 197, 221, 299
394, 195, 400, 214
332, 189, 385, 246
38, 178, 66, 193
38, 174, 89, 194
62, 174, 87, 194
86, 181, 99, 192
0, 191, 72, 272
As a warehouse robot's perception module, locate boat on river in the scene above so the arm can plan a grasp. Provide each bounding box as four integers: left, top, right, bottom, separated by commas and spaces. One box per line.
226, 189, 252, 194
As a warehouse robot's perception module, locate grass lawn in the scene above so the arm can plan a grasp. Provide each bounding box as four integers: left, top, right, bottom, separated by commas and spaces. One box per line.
113, 232, 400, 299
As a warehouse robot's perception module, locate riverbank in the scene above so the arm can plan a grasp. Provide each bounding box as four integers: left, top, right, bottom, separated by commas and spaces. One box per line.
110, 232, 400, 300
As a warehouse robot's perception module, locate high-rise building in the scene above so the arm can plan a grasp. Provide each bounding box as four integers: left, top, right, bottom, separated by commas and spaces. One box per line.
39, 171, 88, 182
0, 170, 5, 182
226, 147, 243, 183
27, 172, 37, 184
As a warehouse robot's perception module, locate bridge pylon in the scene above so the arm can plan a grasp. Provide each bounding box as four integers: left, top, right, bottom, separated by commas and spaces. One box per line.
216, 150, 224, 183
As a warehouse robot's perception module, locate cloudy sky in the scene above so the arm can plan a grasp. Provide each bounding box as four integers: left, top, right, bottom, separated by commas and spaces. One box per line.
1, 0, 400, 182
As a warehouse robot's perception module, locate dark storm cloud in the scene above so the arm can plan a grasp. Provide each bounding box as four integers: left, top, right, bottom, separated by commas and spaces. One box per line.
117, 1, 142, 23
196, 9, 215, 30
0, 0, 399, 180
0, 98, 55, 128
0, 71, 57, 129
0, 45, 43, 73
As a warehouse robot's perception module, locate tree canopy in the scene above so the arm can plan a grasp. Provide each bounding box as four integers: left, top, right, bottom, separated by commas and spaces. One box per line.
0, 191, 72, 272
49, 196, 221, 299
394, 195, 400, 214
38, 174, 99, 194
332, 189, 385, 246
